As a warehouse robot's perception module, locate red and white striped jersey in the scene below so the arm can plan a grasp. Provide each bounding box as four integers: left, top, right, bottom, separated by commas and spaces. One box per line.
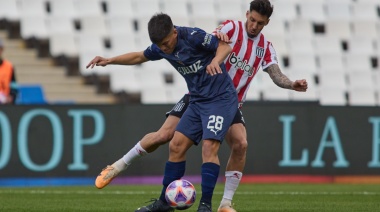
213, 20, 278, 106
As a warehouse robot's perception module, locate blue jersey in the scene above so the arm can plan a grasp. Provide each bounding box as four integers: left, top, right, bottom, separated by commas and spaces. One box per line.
143, 26, 236, 102
144, 26, 238, 143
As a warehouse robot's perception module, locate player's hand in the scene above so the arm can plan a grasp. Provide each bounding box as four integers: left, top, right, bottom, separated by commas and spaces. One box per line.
292, 79, 308, 92
215, 32, 232, 44
206, 60, 222, 76
86, 56, 110, 69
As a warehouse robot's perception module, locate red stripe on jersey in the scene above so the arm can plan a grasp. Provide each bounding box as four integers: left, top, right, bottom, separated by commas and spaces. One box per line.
231, 22, 249, 89
218, 20, 235, 40
225, 21, 241, 73
227, 20, 235, 40
264, 41, 273, 64
237, 34, 265, 101
213, 20, 235, 39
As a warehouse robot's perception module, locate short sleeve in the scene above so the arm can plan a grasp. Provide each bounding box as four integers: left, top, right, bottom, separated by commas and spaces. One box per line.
143, 44, 163, 61
190, 28, 219, 52
262, 42, 278, 69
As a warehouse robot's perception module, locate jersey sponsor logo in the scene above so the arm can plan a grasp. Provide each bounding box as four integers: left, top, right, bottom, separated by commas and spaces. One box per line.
228, 52, 254, 76
175, 51, 180, 59
177, 60, 203, 75
256, 47, 264, 58
202, 34, 212, 46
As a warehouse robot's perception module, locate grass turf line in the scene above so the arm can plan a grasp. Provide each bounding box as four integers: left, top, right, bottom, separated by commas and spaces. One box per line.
1, 183, 380, 211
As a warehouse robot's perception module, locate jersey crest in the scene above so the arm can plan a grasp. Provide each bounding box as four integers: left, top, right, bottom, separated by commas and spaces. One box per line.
256, 46, 265, 58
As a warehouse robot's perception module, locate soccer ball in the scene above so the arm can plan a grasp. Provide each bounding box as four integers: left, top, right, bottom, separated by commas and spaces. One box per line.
165, 179, 196, 210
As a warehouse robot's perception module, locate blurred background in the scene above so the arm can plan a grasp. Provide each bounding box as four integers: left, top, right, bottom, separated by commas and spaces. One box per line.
0, 0, 378, 105
0, 0, 380, 187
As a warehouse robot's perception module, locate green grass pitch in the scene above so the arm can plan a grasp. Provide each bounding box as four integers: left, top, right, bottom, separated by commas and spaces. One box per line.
1, 183, 380, 211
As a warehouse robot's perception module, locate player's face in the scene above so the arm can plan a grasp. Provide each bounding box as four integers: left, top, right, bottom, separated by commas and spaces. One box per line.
245, 10, 269, 38
156, 28, 178, 54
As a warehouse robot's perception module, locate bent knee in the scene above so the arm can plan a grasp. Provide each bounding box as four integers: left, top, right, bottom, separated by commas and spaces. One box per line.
202, 140, 220, 157
156, 130, 175, 144
231, 139, 248, 152
169, 139, 186, 155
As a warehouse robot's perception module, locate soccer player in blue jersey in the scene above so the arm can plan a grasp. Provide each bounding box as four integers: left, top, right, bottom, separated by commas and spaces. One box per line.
87, 13, 238, 212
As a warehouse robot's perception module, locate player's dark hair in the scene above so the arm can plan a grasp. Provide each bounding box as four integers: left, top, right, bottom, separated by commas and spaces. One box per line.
250, 0, 273, 18
148, 13, 174, 44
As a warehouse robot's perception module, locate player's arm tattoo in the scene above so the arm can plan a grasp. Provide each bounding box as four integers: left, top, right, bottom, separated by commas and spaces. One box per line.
264, 64, 293, 89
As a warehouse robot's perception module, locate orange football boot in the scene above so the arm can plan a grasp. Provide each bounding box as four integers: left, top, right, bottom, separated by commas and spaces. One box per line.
218, 204, 237, 212
95, 165, 120, 189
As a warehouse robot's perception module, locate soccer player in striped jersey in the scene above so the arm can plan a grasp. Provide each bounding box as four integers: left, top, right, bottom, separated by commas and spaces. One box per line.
93, 1, 308, 211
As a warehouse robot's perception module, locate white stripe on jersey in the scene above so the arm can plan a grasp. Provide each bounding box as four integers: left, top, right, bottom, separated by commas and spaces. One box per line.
214, 20, 278, 105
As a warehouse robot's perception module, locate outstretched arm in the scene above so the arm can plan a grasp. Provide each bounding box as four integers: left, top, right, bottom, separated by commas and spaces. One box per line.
264, 64, 308, 92
86, 51, 149, 69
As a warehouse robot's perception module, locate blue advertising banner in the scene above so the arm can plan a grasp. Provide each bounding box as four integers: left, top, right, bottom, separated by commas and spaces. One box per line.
0, 103, 379, 185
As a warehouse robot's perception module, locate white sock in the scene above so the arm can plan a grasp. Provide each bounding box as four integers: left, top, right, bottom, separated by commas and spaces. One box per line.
112, 141, 148, 171
220, 171, 242, 206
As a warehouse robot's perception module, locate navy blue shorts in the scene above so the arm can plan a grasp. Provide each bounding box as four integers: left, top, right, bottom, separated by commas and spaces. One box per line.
167, 94, 245, 126
174, 92, 238, 145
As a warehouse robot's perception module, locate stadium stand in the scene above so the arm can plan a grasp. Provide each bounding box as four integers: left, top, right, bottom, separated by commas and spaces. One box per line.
319, 87, 347, 106
288, 19, 315, 39
48, 0, 78, 20
216, 0, 246, 21
189, 0, 220, 32
161, 0, 191, 26
15, 84, 47, 104
324, 20, 351, 39
289, 71, 319, 101
319, 70, 347, 92
0, 0, 19, 22
325, 1, 352, 21
318, 54, 345, 72
262, 83, 292, 101
0, 0, 379, 105
105, 0, 135, 19
287, 38, 314, 55
260, 19, 286, 39
314, 36, 344, 55
298, 1, 326, 23
75, 0, 104, 18
269, 0, 297, 21
109, 65, 141, 102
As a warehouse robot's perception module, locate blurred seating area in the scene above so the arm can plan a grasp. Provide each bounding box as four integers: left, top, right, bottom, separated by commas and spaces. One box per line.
0, 0, 379, 105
